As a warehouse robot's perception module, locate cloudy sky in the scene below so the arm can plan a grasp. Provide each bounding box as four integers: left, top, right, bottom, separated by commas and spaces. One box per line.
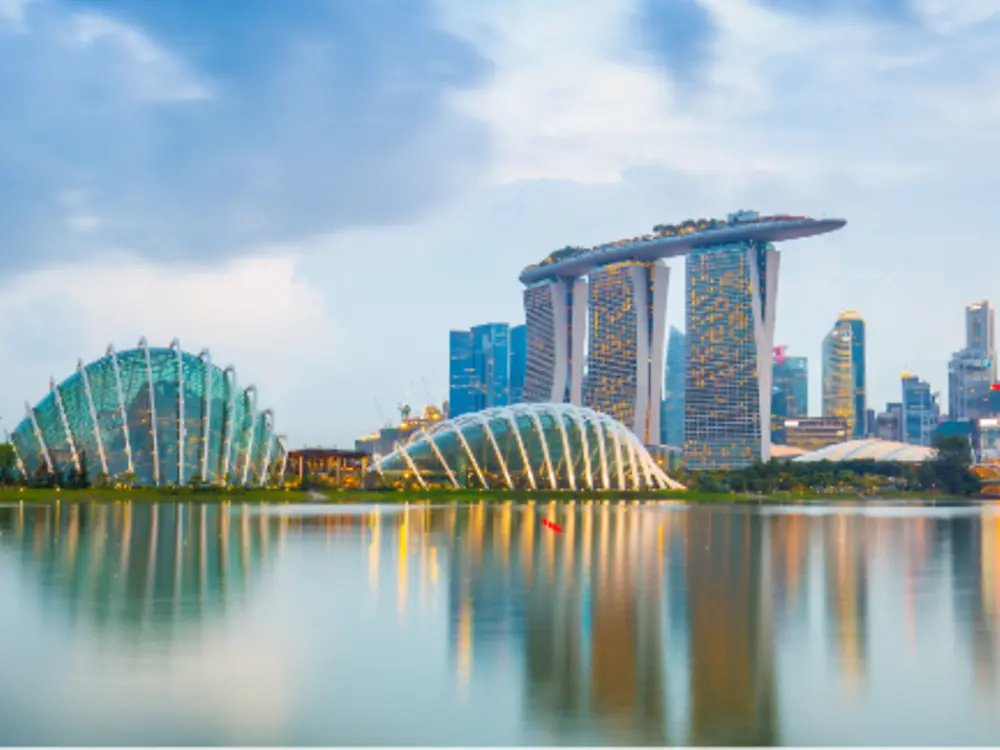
1, 0, 998, 447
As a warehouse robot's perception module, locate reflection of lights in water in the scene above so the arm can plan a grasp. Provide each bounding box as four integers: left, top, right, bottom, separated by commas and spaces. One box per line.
369, 510, 381, 593
546, 501, 556, 582
523, 504, 534, 583
398, 509, 408, 616
457, 579, 472, 691
501, 503, 511, 571
430, 547, 438, 585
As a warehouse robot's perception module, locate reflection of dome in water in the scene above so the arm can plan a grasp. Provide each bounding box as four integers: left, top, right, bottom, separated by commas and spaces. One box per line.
8, 338, 289, 487
375, 403, 684, 490
0, 503, 272, 632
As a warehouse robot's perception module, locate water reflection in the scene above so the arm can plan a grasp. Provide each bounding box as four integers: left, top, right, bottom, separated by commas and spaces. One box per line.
0, 500, 999, 745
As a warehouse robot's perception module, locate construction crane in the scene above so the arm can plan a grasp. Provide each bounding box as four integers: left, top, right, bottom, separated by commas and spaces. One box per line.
397, 381, 413, 422
374, 398, 391, 428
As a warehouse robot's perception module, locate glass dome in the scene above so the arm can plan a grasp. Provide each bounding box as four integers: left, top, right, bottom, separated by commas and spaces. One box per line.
7, 338, 288, 487
374, 403, 684, 490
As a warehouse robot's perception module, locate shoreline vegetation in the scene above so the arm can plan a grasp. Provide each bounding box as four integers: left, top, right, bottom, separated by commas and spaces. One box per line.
0, 486, 978, 504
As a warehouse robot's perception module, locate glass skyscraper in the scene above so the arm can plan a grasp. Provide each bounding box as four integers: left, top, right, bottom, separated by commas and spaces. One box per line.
837, 311, 867, 437
771, 351, 807, 445
510, 324, 527, 404
583, 260, 669, 444
660, 326, 685, 447
949, 300, 996, 421
902, 372, 939, 446
449, 322, 516, 419
822, 321, 854, 435
683, 241, 779, 469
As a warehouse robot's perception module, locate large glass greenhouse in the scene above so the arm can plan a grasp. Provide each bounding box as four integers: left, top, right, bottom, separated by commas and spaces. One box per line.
7, 338, 288, 487
374, 403, 684, 490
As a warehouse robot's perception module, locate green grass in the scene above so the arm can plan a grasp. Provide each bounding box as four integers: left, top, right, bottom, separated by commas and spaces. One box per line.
0, 486, 969, 505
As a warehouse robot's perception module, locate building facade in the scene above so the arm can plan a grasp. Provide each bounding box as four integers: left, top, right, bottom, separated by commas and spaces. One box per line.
449, 322, 518, 419
902, 373, 940, 446
782, 417, 849, 452
660, 326, 686, 447
683, 241, 779, 469
583, 260, 669, 444
522, 279, 587, 404
771, 349, 808, 445
510, 324, 527, 404
949, 301, 997, 421
837, 311, 867, 437
822, 321, 854, 435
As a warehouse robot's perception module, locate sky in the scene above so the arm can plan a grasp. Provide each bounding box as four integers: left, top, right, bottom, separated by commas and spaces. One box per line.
1, 0, 999, 448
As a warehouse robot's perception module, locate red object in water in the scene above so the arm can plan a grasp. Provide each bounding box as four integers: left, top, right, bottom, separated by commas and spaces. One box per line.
992, 383, 1000, 391
541, 518, 563, 534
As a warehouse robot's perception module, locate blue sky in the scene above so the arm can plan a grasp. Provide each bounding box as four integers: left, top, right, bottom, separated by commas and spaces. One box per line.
1, 0, 999, 447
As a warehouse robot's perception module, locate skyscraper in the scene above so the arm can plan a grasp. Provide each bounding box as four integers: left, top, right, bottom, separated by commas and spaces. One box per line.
771, 349, 807, 445
519, 210, 845, 454
966, 300, 996, 371
949, 300, 996, 420
583, 261, 669, 444
837, 311, 867, 437
510, 324, 527, 404
822, 321, 854, 435
448, 322, 515, 419
660, 327, 685, 447
522, 278, 587, 404
449, 330, 477, 419
902, 372, 939, 446
683, 241, 779, 469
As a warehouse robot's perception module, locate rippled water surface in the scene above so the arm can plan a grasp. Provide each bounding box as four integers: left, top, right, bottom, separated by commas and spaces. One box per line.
1, 499, 1000, 746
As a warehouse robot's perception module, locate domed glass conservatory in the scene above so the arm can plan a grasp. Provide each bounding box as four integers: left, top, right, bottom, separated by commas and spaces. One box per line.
7, 338, 288, 487
373, 403, 684, 490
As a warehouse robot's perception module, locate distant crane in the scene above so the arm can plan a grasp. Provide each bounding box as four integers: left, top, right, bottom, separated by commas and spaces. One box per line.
398, 381, 413, 422
374, 398, 391, 428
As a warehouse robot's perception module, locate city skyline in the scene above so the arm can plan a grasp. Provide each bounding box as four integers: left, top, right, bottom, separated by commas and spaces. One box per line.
1, 0, 999, 448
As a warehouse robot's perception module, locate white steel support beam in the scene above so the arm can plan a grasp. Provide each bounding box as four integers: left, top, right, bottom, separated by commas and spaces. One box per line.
51, 379, 81, 473
394, 440, 428, 489
451, 423, 489, 489
568, 410, 594, 490
220, 367, 237, 483
472, 414, 514, 489
416, 429, 459, 488
139, 338, 160, 486
6, 431, 27, 479
78, 360, 109, 477
259, 413, 274, 487
590, 414, 611, 490
107, 346, 134, 475
545, 405, 577, 490
240, 387, 258, 487
26, 402, 53, 474
504, 412, 537, 490
199, 350, 213, 481
524, 407, 558, 489
172, 339, 185, 485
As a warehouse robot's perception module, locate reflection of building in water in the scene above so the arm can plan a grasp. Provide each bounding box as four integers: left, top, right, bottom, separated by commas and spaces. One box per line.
443, 503, 667, 745
769, 514, 809, 624
951, 513, 999, 691
685, 508, 777, 746
823, 515, 869, 691
0, 502, 273, 633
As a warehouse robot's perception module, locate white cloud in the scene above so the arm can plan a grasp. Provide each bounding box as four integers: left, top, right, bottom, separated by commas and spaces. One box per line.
436, 0, 974, 189
0, 0, 28, 30
915, 0, 1000, 34
0, 254, 340, 441
72, 12, 211, 101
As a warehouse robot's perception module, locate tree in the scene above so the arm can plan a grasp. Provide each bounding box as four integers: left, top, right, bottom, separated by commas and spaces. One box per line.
930, 434, 980, 496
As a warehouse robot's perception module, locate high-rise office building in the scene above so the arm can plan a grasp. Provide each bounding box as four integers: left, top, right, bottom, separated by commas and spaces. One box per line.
510, 324, 527, 404
449, 330, 477, 419
822, 321, 854, 435
771, 348, 807, 445
683, 241, 779, 469
966, 300, 996, 370
448, 322, 515, 419
837, 311, 867, 437
522, 278, 587, 404
583, 260, 669, 444
660, 327, 685, 446
949, 300, 996, 421
519, 210, 845, 454
901, 372, 939, 446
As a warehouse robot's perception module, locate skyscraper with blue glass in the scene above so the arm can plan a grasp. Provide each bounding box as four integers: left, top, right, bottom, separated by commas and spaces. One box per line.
449, 322, 517, 419
660, 327, 685, 446
838, 311, 867, 437
771, 351, 808, 444
510, 324, 527, 404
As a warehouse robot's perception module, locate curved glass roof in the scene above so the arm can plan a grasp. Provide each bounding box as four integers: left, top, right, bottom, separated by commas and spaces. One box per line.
793, 438, 937, 463
7, 338, 288, 487
375, 403, 684, 491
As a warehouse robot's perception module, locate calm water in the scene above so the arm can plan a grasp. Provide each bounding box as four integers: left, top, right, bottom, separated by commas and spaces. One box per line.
1, 499, 999, 746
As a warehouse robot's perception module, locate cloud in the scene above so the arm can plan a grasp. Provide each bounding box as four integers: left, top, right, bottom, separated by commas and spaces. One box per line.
0, 254, 339, 440
0, 0, 491, 273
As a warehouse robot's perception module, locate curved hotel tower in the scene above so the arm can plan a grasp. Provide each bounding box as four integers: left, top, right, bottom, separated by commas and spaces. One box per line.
520, 211, 846, 468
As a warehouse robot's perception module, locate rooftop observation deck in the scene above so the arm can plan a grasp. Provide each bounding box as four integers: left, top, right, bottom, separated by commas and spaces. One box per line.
519, 211, 847, 286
